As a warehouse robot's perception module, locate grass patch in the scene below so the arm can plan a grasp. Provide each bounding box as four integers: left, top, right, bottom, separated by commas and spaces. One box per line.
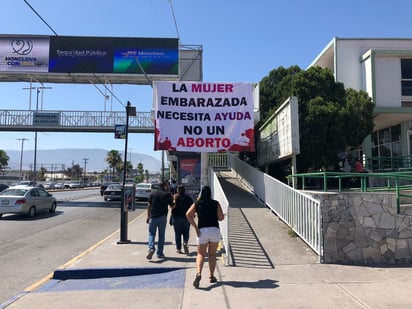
288, 228, 297, 237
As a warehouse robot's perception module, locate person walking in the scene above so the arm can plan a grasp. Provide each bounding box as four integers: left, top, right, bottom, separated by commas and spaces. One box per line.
171, 185, 193, 255
146, 180, 173, 260
186, 185, 225, 288
170, 179, 177, 194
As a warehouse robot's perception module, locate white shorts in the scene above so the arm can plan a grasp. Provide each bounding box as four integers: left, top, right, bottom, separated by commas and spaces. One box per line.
197, 227, 221, 245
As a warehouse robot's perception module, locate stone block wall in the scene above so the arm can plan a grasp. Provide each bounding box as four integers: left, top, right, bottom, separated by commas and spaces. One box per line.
306, 191, 412, 264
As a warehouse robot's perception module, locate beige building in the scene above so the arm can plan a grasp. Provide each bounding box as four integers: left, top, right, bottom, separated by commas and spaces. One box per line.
310, 37, 412, 169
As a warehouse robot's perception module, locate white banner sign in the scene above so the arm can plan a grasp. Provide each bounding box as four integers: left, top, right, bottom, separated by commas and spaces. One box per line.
0, 37, 49, 72
154, 81, 256, 152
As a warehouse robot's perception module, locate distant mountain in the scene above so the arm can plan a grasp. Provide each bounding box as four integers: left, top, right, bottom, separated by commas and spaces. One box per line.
4, 148, 162, 173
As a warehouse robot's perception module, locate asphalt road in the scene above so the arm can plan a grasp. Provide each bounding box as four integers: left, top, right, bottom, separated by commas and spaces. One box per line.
0, 189, 147, 305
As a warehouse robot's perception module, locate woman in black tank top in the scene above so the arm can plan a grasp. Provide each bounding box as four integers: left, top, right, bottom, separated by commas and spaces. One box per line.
186, 185, 225, 288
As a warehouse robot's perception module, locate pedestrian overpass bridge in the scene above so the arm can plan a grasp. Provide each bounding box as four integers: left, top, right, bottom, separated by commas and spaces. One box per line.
0, 109, 154, 133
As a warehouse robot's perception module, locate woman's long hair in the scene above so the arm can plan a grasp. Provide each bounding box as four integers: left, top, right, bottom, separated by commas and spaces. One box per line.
177, 184, 185, 195
197, 185, 211, 202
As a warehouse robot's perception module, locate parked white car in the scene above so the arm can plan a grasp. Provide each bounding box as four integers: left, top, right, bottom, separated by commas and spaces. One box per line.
54, 182, 65, 189
64, 181, 84, 189
135, 183, 159, 201
43, 182, 56, 189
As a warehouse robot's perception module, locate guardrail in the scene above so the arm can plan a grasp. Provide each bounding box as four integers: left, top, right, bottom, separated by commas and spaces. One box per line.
208, 153, 228, 169
227, 153, 322, 257
365, 155, 412, 171
287, 171, 412, 213
209, 167, 231, 266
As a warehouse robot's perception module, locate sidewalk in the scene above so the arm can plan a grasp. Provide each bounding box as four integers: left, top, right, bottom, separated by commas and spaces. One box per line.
3, 170, 412, 308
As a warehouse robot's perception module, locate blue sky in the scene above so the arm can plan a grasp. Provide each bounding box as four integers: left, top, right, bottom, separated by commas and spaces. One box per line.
1, 0, 412, 163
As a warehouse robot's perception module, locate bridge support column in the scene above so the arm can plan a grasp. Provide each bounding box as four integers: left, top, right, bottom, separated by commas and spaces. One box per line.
200, 152, 209, 188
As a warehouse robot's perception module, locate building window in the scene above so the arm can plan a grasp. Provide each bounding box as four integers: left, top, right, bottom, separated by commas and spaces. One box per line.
371, 125, 402, 170
401, 59, 412, 96
401, 101, 412, 107
371, 125, 401, 158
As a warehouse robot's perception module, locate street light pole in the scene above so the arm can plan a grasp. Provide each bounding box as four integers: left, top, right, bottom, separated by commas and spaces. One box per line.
32, 86, 52, 183
17, 138, 28, 181
118, 101, 136, 244
83, 158, 89, 184
33, 89, 40, 183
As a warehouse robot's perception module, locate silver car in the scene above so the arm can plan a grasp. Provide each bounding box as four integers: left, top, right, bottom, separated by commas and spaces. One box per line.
43, 182, 56, 190
0, 186, 57, 218
54, 182, 65, 189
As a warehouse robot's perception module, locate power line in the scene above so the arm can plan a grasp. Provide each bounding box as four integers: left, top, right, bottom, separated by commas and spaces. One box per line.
23, 0, 58, 36
22, 0, 126, 108
168, 0, 181, 39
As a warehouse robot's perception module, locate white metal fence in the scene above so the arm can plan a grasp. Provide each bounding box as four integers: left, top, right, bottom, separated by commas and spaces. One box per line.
227, 153, 322, 256
209, 167, 231, 265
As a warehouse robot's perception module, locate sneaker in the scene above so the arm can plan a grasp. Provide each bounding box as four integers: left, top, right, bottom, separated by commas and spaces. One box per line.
176, 249, 183, 254
209, 276, 217, 283
193, 273, 201, 288
157, 254, 166, 259
146, 249, 155, 260
183, 243, 189, 255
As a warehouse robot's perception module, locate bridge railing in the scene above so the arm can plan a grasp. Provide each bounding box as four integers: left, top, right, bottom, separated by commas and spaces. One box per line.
0, 109, 154, 132
227, 153, 322, 257
365, 155, 412, 171
288, 171, 412, 213
209, 167, 232, 266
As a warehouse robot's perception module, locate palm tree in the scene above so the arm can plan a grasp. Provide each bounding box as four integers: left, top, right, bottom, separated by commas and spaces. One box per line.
0, 150, 9, 172
136, 162, 144, 183
125, 161, 133, 178
106, 150, 122, 181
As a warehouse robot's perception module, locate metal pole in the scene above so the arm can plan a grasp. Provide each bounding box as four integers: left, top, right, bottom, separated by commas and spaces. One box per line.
17, 138, 28, 181
118, 101, 133, 244
32, 86, 52, 184
161, 150, 165, 181
33, 89, 40, 183
83, 158, 89, 185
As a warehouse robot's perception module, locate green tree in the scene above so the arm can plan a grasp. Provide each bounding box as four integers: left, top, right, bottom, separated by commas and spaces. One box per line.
125, 161, 133, 178
136, 162, 144, 183
0, 150, 9, 171
260, 65, 301, 119
65, 164, 83, 180
39, 167, 47, 181
106, 150, 122, 181
259, 66, 375, 172
116, 161, 133, 179
343, 89, 375, 147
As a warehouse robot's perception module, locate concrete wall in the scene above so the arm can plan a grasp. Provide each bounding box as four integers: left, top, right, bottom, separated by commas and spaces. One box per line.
306, 191, 412, 265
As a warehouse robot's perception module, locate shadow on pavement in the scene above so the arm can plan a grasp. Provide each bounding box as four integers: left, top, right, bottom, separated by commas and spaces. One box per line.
218, 173, 274, 269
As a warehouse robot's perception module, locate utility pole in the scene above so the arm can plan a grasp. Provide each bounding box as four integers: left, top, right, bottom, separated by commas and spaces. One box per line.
32, 86, 52, 183
17, 138, 29, 181
82, 158, 89, 184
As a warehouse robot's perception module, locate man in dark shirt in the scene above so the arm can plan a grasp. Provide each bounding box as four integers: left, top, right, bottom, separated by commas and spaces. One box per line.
146, 180, 173, 259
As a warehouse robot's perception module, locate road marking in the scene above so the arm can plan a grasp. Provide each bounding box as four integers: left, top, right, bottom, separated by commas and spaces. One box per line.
23, 212, 145, 292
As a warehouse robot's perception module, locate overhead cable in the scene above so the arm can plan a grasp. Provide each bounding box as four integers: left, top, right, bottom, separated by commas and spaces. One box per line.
23, 0, 58, 36
169, 0, 180, 39
22, 0, 125, 108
